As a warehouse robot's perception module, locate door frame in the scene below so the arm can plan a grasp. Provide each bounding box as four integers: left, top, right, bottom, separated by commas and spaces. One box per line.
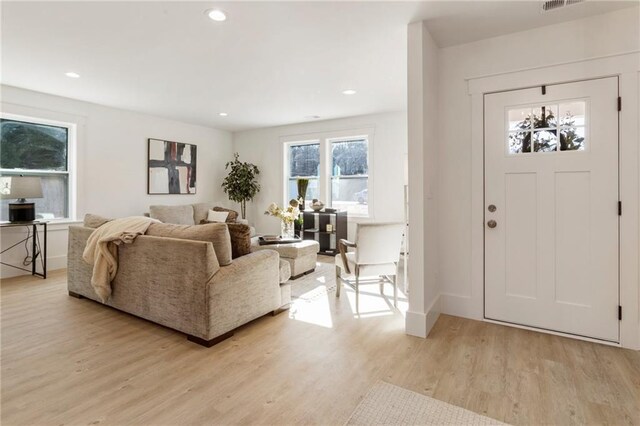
466, 52, 640, 349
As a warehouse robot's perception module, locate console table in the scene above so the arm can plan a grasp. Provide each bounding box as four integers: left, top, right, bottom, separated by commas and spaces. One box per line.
302, 210, 347, 255
0, 220, 48, 278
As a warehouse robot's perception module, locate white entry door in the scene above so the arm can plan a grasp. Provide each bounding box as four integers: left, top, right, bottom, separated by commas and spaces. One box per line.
484, 77, 619, 342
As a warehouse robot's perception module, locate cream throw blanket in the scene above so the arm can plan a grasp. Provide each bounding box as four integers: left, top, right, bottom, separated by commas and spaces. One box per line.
83, 216, 159, 302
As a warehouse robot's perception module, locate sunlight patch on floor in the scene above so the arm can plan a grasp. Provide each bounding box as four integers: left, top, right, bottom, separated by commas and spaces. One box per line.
343, 283, 409, 318
288, 285, 334, 328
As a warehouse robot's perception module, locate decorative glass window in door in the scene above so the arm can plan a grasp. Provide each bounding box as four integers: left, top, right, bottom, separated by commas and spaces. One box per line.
507, 100, 586, 154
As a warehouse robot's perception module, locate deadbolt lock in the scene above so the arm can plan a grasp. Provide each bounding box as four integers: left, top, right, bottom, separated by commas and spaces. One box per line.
488, 204, 497, 212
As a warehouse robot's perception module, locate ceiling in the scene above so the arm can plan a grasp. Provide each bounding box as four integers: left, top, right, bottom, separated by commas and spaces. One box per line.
1, 1, 636, 132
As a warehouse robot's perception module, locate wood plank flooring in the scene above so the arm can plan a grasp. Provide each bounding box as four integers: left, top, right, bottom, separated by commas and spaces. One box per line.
1, 259, 639, 425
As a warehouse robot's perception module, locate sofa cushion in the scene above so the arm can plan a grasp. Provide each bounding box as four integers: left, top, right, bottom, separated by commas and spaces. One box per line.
146, 222, 233, 266
149, 205, 195, 225
227, 223, 252, 259
84, 213, 113, 228
212, 206, 239, 223
199, 221, 251, 259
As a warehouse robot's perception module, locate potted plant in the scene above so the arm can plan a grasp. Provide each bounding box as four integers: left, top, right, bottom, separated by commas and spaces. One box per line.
221, 153, 260, 219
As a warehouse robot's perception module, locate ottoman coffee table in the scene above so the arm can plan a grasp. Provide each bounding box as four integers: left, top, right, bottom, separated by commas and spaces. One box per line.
251, 239, 320, 279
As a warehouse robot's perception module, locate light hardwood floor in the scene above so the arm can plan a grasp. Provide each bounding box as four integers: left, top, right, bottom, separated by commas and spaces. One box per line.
1, 259, 639, 425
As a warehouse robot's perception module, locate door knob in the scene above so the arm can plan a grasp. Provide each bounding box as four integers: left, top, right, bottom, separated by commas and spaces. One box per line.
487, 220, 497, 229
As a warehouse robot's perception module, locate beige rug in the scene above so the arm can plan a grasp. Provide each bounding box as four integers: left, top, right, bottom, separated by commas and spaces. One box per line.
346, 381, 507, 426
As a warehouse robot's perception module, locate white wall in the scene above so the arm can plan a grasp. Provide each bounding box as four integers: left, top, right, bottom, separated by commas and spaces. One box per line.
232, 111, 407, 238
405, 21, 440, 338
412, 8, 640, 347
1, 85, 233, 278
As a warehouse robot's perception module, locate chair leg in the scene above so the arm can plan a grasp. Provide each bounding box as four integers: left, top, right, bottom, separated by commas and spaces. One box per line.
393, 274, 398, 308
335, 266, 341, 297
355, 273, 359, 314
379, 279, 384, 295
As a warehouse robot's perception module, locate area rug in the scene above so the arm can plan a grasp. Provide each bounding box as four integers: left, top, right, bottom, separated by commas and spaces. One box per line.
346, 381, 507, 425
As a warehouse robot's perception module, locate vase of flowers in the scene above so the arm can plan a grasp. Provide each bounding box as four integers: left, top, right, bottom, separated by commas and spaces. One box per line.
265, 199, 301, 239
281, 221, 295, 239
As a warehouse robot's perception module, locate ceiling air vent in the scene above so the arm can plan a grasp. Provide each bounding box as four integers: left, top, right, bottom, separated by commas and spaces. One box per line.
542, 0, 584, 12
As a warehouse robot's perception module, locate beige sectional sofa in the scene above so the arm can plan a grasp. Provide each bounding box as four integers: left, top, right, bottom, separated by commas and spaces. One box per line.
67, 204, 290, 347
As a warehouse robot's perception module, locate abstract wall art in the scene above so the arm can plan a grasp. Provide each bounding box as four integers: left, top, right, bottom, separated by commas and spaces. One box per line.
147, 138, 197, 194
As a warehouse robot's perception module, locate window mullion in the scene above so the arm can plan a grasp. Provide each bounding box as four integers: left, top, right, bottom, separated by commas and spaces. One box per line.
319, 138, 329, 204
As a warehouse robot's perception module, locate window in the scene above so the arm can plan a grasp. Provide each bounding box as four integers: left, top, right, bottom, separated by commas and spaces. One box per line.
287, 142, 320, 209
330, 138, 368, 216
284, 130, 372, 217
507, 100, 586, 154
0, 117, 74, 221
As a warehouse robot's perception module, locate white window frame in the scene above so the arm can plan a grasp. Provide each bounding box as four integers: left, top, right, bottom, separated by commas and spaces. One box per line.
282, 127, 374, 219
0, 112, 77, 222
282, 138, 321, 209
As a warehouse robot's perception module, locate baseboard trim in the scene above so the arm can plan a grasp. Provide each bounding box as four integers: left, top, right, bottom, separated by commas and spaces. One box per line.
439, 292, 483, 320
0, 255, 67, 279
405, 311, 427, 337
405, 294, 441, 338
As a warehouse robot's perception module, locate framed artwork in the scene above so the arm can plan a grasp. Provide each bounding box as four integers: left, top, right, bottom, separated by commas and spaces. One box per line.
147, 138, 197, 194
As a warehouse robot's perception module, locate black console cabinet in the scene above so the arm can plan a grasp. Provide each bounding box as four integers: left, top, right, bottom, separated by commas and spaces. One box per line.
302, 211, 347, 255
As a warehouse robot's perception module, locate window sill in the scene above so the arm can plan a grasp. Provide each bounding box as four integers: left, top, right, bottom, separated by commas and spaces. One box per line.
45, 218, 82, 225
45, 219, 82, 231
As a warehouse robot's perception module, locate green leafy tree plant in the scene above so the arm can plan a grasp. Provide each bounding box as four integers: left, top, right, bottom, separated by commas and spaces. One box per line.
221, 153, 260, 219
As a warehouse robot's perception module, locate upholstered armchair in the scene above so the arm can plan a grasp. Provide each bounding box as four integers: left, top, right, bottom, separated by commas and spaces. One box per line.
335, 222, 404, 313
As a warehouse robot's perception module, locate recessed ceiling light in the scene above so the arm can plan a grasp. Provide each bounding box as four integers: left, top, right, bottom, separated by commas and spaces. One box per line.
206, 9, 227, 22
65, 72, 80, 78
218, 112, 228, 117
342, 89, 356, 95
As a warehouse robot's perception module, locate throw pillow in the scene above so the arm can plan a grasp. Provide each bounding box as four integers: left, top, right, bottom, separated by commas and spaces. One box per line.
146, 222, 233, 266
212, 206, 239, 223
207, 210, 229, 223
227, 223, 252, 259
84, 213, 113, 228
149, 205, 195, 225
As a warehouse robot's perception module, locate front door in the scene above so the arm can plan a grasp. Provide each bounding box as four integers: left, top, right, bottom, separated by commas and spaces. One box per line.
484, 77, 619, 342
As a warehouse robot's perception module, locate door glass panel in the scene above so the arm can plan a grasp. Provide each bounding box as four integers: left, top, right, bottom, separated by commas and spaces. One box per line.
508, 108, 532, 131
559, 101, 586, 126
508, 132, 531, 153
533, 130, 558, 152
533, 105, 557, 128
507, 100, 586, 155
560, 127, 586, 151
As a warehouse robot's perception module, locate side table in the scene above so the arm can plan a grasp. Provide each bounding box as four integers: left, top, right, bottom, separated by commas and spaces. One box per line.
0, 220, 48, 278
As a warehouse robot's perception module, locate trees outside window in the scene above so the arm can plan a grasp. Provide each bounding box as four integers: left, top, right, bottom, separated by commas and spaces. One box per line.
285, 132, 370, 217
